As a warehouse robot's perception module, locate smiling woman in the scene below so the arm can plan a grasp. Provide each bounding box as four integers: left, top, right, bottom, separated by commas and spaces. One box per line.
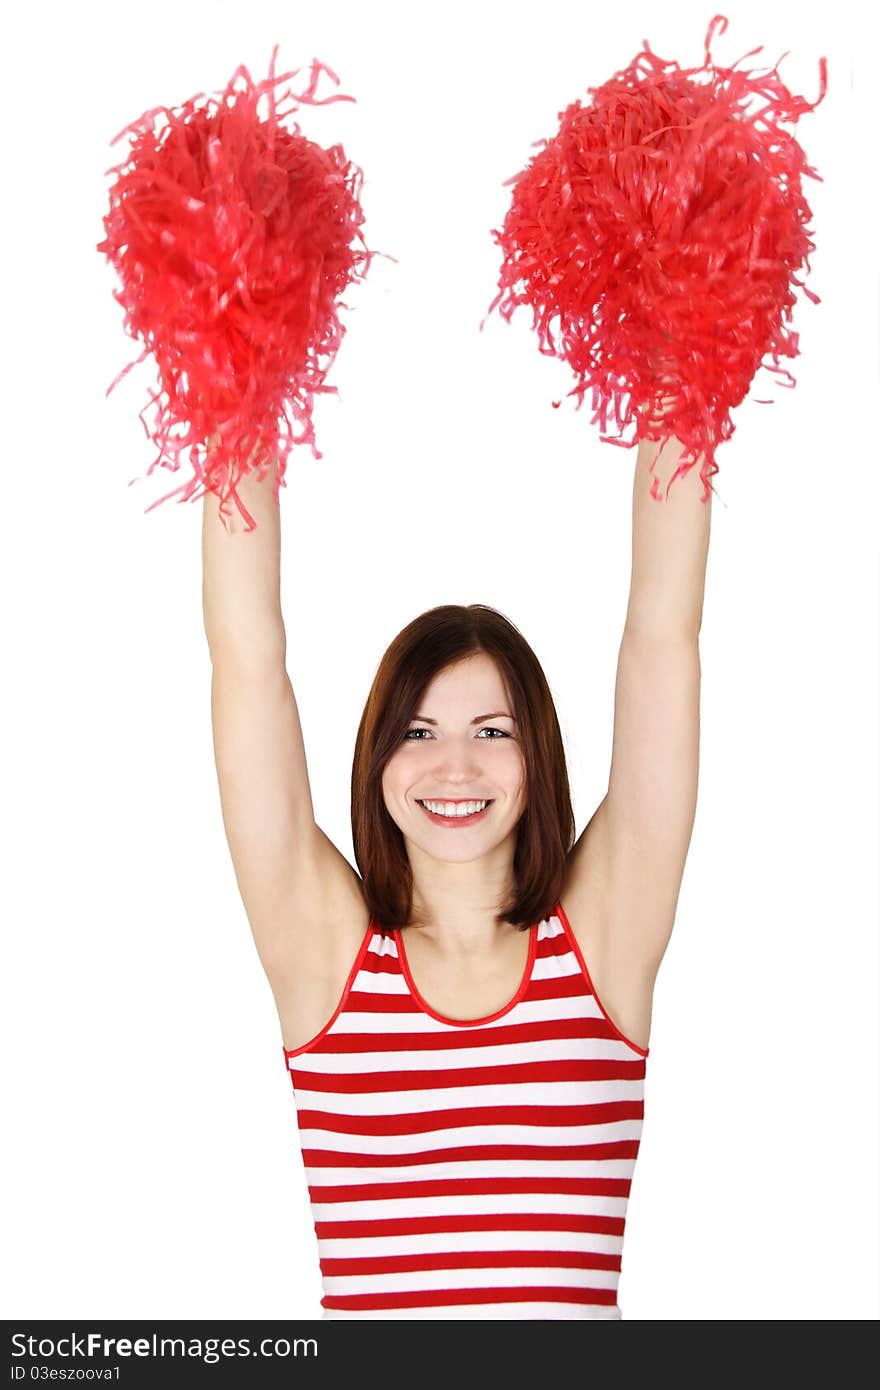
203, 422, 697, 1317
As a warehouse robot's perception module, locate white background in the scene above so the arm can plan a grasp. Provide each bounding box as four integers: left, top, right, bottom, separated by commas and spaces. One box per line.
3, 0, 877, 1322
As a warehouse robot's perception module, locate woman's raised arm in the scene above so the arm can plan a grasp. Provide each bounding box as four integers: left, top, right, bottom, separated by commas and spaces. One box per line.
201, 448, 369, 1050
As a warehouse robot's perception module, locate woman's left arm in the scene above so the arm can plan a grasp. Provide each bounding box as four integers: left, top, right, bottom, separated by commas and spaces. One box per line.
566, 433, 711, 982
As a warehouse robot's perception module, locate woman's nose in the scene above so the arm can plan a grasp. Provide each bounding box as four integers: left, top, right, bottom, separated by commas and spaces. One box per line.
432, 740, 482, 780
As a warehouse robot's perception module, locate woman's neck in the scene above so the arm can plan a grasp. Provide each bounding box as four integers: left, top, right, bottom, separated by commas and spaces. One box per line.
407, 846, 516, 952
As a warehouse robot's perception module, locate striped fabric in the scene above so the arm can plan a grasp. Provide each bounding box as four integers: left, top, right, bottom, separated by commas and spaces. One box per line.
283, 901, 649, 1320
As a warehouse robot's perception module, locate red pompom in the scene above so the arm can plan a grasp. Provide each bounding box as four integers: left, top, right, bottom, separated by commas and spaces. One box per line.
98, 49, 375, 528
484, 15, 828, 501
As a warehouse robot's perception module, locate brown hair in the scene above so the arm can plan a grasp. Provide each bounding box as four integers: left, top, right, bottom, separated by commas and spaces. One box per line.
351, 604, 575, 931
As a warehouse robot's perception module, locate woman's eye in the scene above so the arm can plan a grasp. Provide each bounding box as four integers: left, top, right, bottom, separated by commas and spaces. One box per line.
477, 727, 508, 739
403, 728, 430, 742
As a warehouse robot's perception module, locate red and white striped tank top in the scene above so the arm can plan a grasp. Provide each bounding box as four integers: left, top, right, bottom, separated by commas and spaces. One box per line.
282, 901, 649, 1319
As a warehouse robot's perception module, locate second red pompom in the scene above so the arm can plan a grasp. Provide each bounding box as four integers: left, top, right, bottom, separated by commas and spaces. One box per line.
485, 15, 828, 501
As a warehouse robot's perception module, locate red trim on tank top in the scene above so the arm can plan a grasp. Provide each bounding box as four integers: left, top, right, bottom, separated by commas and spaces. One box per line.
555, 900, 650, 1058
282, 918, 376, 1059
393, 918, 538, 1028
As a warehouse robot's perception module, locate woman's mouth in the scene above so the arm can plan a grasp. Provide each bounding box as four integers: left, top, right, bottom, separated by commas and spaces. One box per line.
416, 799, 493, 827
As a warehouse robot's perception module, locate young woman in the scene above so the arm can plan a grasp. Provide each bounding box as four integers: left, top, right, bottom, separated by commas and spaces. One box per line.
202, 426, 710, 1319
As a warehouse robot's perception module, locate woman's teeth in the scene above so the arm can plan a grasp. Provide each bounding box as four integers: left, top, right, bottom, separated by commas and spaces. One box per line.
419, 799, 490, 818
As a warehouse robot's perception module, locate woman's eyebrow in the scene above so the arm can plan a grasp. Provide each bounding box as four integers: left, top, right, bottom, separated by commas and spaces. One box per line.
411, 712, 517, 725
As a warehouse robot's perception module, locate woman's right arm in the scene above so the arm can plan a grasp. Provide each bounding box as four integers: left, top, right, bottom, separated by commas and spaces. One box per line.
202, 449, 369, 1045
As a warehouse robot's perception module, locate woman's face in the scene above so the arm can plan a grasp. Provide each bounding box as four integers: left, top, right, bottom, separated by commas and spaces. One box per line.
381, 653, 527, 863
